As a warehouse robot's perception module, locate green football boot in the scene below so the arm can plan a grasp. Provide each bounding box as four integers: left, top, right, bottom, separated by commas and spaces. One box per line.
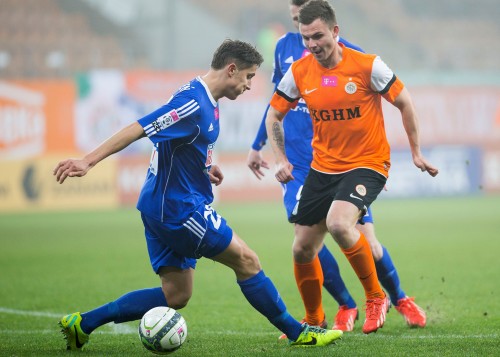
58, 312, 90, 350
290, 323, 343, 347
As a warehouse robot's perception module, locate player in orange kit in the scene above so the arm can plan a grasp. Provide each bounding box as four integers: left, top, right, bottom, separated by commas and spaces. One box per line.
266, 0, 438, 334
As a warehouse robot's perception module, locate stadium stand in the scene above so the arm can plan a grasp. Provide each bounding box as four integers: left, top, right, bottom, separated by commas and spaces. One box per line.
0, 0, 498, 79
193, 0, 499, 69
0, 0, 144, 78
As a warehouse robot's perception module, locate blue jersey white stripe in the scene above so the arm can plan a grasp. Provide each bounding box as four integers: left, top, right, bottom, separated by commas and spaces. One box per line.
136, 77, 220, 223
177, 99, 199, 117
143, 99, 200, 137
160, 127, 201, 219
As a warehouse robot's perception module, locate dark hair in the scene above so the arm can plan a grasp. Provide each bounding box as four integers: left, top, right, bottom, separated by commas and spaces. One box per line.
290, 0, 310, 6
211, 39, 264, 70
298, 0, 337, 27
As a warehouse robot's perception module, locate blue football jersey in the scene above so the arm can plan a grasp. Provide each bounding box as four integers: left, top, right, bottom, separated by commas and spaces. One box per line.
137, 77, 219, 224
251, 32, 364, 171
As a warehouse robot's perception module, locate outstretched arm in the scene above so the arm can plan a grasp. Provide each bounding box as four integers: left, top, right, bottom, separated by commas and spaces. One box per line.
393, 87, 439, 177
265, 106, 294, 183
54, 121, 146, 183
247, 148, 270, 180
247, 105, 271, 179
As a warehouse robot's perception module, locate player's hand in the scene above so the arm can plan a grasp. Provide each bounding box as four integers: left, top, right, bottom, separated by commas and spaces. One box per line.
247, 149, 269, 180
413, 154, 439, 177
209, 165, 224, 186
53, 159, 91, 184
274, 160, 294, 183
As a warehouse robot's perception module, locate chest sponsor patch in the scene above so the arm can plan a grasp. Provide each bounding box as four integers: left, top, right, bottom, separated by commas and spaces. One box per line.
321, 76, 338, 87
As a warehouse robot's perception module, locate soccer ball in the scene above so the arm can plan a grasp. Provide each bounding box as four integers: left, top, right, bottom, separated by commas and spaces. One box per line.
138, 307, 187, 354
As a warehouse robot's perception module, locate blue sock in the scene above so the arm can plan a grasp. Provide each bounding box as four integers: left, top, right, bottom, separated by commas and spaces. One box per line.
80, 287, 167, 334
318, 245, 357, 309
238, 270, 303, 341
375, 246, 406, 305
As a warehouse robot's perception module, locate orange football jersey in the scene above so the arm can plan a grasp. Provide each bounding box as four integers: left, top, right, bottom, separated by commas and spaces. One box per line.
270, 43, 404, 177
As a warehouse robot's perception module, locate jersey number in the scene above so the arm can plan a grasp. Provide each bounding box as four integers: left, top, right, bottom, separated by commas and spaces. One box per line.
204, 205, 221, 230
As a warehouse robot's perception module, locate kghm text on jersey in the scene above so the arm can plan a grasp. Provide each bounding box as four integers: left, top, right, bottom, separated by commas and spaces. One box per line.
310, 106, 361, 121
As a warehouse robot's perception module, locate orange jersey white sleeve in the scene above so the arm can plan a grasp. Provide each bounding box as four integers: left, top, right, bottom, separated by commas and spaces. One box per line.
270, 43, 404, 177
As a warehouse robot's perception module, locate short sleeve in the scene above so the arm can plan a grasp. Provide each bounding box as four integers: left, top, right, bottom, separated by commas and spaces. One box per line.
371, 56, 404, 103
138, 94, 199, 143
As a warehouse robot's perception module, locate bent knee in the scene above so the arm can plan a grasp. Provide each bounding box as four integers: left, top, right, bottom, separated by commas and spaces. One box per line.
234, 248, 261, 278
326, 220, 351, 239
163, 290, 191, 310
169, 298, 189, 310
242, 249, 261, 273
292, 241, 317, 262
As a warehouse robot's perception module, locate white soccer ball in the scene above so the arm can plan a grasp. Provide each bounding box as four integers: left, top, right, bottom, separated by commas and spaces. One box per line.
138, 307, 187, 354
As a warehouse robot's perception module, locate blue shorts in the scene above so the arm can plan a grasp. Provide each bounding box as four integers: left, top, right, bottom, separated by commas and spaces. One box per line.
360, 205, 374, 224
141, 204, 233, 273
283, 168, 375, 224
282, 167, 309, 220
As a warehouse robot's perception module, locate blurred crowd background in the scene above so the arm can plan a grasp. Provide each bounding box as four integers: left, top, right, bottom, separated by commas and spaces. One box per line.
1, 0, 499, 212
1, 0, 500, 76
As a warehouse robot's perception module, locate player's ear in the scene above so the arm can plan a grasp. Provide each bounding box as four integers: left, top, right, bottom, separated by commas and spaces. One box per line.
332, 25, 340, 37
227, 63, 238, 77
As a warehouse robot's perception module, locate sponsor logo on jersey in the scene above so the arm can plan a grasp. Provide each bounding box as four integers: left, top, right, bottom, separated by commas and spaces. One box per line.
345, 80, 357, 94
304, 88, 318, 95
290, 103, 309, 114
214, 107, 219, 120
321, 76, 338, 87
208, 123, 214, 132
310, 106, 361, 121
205, 143, 215, 167
152, 109, 180, 132
148, 145, 158, 175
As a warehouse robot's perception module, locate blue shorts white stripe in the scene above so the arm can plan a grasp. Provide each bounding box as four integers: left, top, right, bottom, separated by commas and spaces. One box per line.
141, 204, 233, 273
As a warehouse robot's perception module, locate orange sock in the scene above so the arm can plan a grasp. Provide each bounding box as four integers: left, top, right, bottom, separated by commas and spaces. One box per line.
294, 255, 325, 325
341, 232, 385, 299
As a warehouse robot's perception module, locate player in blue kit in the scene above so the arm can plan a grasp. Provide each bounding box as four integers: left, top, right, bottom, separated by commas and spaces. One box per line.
247, 0, 426, 334
54, 39, 342, 351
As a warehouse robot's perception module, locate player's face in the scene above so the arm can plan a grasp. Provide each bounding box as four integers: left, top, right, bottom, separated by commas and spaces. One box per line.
226, 64, 258, 100
289, 5, 300, 30
300, 18, 339, 67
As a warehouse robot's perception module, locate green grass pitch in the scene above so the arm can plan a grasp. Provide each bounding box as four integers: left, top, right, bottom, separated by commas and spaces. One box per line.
0, 195, 499, 356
